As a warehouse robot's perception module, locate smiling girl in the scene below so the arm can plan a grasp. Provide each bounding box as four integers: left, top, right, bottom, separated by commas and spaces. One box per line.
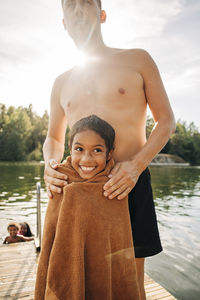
35, 115, 141, 300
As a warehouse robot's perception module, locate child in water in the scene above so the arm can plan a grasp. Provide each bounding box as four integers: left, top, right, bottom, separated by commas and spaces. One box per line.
35, 115, 141, 300
3, 222, 34, 244
19, 222, 34, 237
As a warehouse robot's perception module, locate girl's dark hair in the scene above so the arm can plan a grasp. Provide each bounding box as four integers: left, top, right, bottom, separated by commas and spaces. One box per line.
69, 115, 115, 154
62, 0, 102, 10
19, 222, 34, 237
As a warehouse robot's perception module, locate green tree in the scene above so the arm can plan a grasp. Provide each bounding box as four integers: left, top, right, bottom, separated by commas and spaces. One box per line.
0, 104, 49, 161
0, 106, 32, 161
169, 121, 200, 165
146, 117, 200, 165
64, 127, 70, 158
146, 116, 155, 139
1, 106, 200, 164
26, 109, 49, 160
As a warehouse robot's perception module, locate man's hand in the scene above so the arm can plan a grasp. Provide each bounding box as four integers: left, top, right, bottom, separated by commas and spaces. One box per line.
103, 161, 141, 200
44, 159, 68, 198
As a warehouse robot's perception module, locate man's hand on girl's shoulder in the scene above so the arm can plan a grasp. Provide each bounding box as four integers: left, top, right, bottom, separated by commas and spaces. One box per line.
44, 158, 68, 198
103, 161, 141, 200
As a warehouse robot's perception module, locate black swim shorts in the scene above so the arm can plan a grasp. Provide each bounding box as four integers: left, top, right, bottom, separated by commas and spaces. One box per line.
128, 168, 163, 258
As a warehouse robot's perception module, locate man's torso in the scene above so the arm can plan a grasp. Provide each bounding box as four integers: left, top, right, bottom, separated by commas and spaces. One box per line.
60, 49, 148, 162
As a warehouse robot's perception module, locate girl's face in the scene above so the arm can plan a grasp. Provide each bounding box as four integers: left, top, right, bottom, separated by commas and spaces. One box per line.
20, 224, 27, 235
71, 129, 111, 179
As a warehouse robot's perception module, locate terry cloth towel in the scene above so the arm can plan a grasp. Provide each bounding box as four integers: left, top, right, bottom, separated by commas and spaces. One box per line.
34, 157, 140, 300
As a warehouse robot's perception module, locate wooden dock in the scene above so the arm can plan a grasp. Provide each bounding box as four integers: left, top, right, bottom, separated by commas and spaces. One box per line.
0, 242, 176, 299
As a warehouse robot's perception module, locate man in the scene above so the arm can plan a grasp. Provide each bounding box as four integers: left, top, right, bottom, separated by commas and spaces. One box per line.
44, 0, 176, 298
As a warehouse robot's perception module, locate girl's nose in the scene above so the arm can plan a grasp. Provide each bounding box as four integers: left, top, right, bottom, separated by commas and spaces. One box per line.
80, 151, 93, 163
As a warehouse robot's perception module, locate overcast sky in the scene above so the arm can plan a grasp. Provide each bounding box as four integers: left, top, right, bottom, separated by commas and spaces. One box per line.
0, 0, 199, 127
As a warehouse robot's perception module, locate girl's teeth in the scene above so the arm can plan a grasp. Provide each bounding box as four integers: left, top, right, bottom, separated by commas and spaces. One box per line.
80, 166, 95, 171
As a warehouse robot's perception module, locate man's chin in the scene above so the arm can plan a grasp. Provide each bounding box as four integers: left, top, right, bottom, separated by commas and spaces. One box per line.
73, 38, 89, 50
71, 31, 93, 49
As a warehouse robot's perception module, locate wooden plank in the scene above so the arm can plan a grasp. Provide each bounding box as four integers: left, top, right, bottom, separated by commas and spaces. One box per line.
0, 242, 37, 299
0, 265, 36, 277
0, 272, 36, 284
0, 279, 35, 294
144, 274, 176, 299
0, 241, 35, 251
145, 286, 164, 293
0, 243, 177, 300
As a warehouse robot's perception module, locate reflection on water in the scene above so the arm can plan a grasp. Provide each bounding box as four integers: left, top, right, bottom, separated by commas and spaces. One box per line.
146, 166, 200, 300
0, 164, 200, 300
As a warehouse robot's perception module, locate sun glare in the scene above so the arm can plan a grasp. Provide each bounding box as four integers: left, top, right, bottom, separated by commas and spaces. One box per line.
73, 50, 88, 66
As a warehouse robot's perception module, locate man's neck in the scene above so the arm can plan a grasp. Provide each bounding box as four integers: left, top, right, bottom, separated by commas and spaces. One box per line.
77, 34, 110, 57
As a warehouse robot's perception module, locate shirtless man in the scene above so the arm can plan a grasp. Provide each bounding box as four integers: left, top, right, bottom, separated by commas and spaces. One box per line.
44, 0, 176, 298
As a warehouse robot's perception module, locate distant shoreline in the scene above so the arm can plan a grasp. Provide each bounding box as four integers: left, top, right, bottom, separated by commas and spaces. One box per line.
150, 163, 200, 169
0, 154, 199, 167
0, 161, 45, 166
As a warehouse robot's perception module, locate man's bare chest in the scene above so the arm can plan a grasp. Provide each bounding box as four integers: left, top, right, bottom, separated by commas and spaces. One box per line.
60, 64, 144, 114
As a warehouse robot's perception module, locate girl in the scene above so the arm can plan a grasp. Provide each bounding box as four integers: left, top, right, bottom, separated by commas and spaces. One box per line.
19, 222, 34, 237
34, 115, 140, 300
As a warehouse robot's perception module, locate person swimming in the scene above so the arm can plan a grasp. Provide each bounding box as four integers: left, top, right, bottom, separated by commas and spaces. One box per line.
3, 222, 34, 244
19, 222, 34, 237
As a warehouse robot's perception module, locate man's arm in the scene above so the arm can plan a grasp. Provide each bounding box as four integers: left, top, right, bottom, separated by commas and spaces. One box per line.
43, 74, 68, 198
104, 50, 176, 200
132, 49, 176, 171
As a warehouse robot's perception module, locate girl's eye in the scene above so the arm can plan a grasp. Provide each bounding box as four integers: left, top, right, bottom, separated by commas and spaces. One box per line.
75, 147, 83, 152
94, 148, 102, 153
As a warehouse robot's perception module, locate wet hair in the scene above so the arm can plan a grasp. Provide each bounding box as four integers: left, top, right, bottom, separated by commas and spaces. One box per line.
7, 222, 19, 231
69, 115, 115, 154
62, 0, 102, 10
19, 222, 34, 237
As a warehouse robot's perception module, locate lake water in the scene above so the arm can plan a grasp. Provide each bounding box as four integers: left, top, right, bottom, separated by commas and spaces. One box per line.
0, 163, 200, 300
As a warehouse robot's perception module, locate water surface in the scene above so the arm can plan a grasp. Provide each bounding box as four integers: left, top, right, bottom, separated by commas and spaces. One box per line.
146, 166, 200, 300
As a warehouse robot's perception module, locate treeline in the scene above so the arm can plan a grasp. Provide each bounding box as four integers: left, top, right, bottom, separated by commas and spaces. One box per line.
146, 116, 200, 165
1, 104, 200, 165
0, 103, 48, 161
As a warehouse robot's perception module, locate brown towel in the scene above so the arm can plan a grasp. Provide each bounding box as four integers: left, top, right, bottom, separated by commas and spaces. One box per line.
34, 157, 140, 300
